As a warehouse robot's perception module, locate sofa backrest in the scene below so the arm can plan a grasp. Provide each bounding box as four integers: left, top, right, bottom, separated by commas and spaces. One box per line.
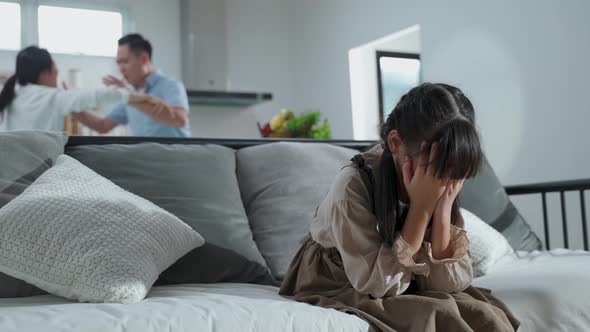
64, 136, 541, 279
65, 137, 374, 279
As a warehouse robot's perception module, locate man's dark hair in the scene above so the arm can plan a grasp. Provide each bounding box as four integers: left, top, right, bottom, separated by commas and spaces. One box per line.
118, 33, 152, 59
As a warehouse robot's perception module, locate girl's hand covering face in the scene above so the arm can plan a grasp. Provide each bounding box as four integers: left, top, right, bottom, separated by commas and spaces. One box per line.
434, 179, 465, 222
402, 142, 448, 215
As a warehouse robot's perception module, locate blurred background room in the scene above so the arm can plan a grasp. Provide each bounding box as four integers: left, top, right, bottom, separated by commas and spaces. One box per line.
1, 0, 590, 248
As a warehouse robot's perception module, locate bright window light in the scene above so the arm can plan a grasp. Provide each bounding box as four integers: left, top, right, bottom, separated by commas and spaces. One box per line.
38, 5, 122, 57
379, 56, 421, 118
0, 2, 21, 50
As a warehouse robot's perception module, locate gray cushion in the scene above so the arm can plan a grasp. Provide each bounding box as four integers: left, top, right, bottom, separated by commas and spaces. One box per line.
156, 243, 278, 286
67, 143, 267, 267
0, 130, 68, 207
460, 156, 542, 251
0, 130, 68, 298
237, 142, 357, 278
0, 161, 51, 207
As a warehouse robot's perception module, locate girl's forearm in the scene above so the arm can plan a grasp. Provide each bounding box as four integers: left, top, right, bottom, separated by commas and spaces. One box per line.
431, 212, 453, 259
401, 206, 431, 259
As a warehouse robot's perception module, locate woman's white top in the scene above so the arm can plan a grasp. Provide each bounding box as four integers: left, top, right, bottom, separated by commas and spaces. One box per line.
0, 84, 129, 132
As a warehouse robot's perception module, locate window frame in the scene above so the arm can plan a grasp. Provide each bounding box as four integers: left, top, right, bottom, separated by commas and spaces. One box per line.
0, 0, 23, 51
375, 51, 421, 126
0, 0, 130, 58
37, 0, 129, 57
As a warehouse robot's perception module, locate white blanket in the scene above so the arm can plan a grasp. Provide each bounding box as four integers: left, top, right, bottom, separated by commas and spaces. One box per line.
473, 249, 590, 332
0, 283, 371, 332
1, 249, 588, 332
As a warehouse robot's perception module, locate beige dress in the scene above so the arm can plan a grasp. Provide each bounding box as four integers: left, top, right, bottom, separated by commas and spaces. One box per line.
279, 145, 519, 332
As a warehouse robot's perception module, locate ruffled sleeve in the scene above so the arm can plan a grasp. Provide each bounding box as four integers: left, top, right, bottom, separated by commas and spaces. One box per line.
414, 225, 473, 292
326, 199, 430, 298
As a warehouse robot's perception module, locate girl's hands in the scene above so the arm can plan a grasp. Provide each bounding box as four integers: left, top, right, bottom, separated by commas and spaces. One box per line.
430, 179, 464, 259
400, 141, 467, 260
402, 142, 447, 217
434, 179, 464, 224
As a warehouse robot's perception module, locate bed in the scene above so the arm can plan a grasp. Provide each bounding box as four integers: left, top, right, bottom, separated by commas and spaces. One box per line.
473, 249, 590, 332
1, 135, 589, 332
0, 283, 372, 332
1, 248, 588, 332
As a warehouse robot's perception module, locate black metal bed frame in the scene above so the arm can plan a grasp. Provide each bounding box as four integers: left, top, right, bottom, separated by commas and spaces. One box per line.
66, 136, 590, 251
505, 180, 590, 250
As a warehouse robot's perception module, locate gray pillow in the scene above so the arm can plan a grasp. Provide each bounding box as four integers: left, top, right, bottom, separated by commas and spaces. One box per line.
460, 156, 542, 251
237, 142, 357, 279
66, 143, 266, 267
0, 130, 68, 207
156, 243, 278, 286
0, 130, 68, 298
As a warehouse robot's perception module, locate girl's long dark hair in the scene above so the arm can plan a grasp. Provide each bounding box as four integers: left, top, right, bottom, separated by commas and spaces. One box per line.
375, 83, 482, 246
0, 46, 53, 113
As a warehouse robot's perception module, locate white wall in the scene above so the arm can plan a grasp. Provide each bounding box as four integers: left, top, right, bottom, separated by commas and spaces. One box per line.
282, 0, 590, 249
180, 0, 227, 90
187, 105, 260, 139
224, 0, 296, 126
219, 0, 590, 248
0, 0, 182, 88
130, 0, 182, 81
288, 0, 590, 185
286, 0, 417, 141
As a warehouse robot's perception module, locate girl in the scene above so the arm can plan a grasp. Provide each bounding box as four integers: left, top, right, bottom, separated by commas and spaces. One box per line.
280, 83, 519, 331
0, 46, 151, 132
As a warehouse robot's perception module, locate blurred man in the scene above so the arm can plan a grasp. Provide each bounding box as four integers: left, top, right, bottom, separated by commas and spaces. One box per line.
75, 34, 190, 137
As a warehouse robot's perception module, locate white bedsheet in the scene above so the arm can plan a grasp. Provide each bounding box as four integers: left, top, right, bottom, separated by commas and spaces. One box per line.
473, 249, 590, 332
0, 283, 370, 332
1, 250, 588, 332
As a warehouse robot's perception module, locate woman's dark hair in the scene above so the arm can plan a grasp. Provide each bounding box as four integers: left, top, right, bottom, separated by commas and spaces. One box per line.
0, 46, 54, 112
376, 83, 482, 246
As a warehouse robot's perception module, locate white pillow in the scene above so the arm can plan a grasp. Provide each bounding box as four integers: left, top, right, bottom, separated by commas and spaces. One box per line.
460, 208, 515, 277
0, 155, 204, 303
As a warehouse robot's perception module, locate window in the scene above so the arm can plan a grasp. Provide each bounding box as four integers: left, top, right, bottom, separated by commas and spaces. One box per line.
376, 51, 421, 124
0, 2, 21, 50
38, 5, 123, 57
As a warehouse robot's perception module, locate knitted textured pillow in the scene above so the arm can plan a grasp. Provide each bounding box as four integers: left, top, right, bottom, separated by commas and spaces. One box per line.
0, 130, 68, 298
0, 155, 204, 303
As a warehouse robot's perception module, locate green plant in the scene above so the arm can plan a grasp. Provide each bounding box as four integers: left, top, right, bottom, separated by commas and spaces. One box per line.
261, 109, 332, 139
311, 120, 332, 139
